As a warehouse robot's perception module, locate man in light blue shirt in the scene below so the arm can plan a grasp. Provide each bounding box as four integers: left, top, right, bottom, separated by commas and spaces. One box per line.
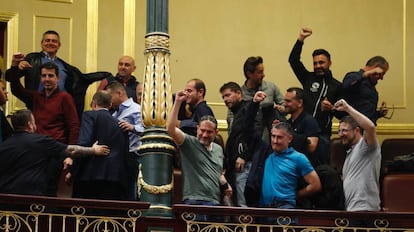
105, 81, 144, 200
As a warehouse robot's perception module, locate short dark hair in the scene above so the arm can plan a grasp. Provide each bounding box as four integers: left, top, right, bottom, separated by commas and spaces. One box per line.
11, 109, 32, 132
339, 115, 359, 131
200, 115, 218, 129
105, 81, 127, 94
219, 81, 241, 93
312, 49, 331, 61
42, 30, 60, 41
243, 56, 263, 79
93, 90, 112, 109
40, 62, 59, 75
366, 56, 388, 68
286, 87, 305, 101
273, 122, 294, 136
189, 78, 206, 98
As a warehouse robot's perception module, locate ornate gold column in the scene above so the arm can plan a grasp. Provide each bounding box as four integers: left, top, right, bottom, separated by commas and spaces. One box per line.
137, 0, 175, 217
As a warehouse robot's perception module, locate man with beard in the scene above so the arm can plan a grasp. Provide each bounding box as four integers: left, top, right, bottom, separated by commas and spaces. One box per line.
289, 28, 343, 164
178, 78, 214, 136
220, 82, 251, 207
342, 56, 389, 125
167, 90, 232, 218
334, 99, 381, 224
241, 56, 285, 143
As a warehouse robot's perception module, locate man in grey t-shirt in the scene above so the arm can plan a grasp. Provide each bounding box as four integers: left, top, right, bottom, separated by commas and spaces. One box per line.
334, 99, 381, 212
167, 90, 232, 208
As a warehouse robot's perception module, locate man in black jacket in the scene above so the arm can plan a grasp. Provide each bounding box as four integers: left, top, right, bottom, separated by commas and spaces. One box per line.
8, 30, 112, 119
288, 27, 343, 163
220, 81, 250, 207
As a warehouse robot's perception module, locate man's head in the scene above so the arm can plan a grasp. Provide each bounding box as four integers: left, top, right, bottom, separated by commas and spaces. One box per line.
117, 56, 136, 80
40, 62, 59, 92
243, 56, 265, 86
184, 78, 206, 107
219, 82, 242, 110
0, 82, 8, 105
283, 87, 304, 115
11, 109, 37, 133
41, 30, 61, 57
365, 56, 389, 85
270, 122, 293, 153
105, 81, 128, 110
312, 49, 331, 76
338, 116, 361, 148
197, 115, 219, 147
136, 82, 143, 105
91, 90, 112, 110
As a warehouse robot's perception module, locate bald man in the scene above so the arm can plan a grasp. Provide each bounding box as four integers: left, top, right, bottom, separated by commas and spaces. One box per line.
98, 55, 139, 102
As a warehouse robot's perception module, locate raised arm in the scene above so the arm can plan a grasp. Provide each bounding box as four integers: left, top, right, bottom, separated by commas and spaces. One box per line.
288, 28, 313, 83
166, 91, 187, 145
334, 99, 377, 145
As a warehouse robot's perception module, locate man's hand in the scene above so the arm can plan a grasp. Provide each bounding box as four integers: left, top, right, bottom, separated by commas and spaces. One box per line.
299, 28, 312, 42
224, 184, 233, 197
363, 67, 385, 78
333, 99, 350, 112
92, 141, 110, 156
11, 52, 25, 67
380, 101, 388, 117
274, 103, 284, 112
175, 90, 188, 103
235, 157, 246, 172
253, 91, 266, 103
119, 119, 134, 132
321, 97, 334, 112
63, 157, 73, 170
17, 61, 32, 70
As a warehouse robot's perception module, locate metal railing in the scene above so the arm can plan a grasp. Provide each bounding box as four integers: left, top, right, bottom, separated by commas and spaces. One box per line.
1, 194, 414, 232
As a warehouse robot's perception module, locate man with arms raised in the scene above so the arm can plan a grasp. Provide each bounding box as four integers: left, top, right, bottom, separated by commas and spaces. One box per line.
6, 61, 80, 196
167, 90, 231, 215
289, 28, 343, 163
334, 99, 381, 215
179, 78, 214, 136
9, 30, 112, 118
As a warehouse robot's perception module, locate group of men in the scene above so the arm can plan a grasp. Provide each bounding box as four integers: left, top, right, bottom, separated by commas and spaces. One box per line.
0, 30, 144, 201
0, 27, 389, 223
166, 27, 389, 224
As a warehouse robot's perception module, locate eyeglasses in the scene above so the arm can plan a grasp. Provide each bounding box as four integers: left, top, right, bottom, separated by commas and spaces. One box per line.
383, 105, 394, 120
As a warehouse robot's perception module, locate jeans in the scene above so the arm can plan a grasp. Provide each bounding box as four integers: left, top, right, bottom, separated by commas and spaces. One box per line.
234, 161, 252, 207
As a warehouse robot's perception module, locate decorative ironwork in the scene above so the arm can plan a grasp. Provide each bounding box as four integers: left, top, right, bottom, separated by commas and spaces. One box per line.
178, 211, 414, 232
138, 163, 174, 195
0, 203, 145, 232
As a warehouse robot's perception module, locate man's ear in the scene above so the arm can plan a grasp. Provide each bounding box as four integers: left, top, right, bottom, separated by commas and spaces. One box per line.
199, 88, 205, 96
298, 99, 304, 108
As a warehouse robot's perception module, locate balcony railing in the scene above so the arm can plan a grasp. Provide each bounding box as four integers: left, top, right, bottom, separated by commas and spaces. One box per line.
1, 193, 414, 232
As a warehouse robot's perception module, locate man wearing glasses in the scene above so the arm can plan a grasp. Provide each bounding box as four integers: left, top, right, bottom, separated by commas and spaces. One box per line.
334, 99, 381, 225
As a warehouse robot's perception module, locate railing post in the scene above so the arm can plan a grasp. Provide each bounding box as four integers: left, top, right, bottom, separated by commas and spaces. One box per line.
138, 0, 175, 217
